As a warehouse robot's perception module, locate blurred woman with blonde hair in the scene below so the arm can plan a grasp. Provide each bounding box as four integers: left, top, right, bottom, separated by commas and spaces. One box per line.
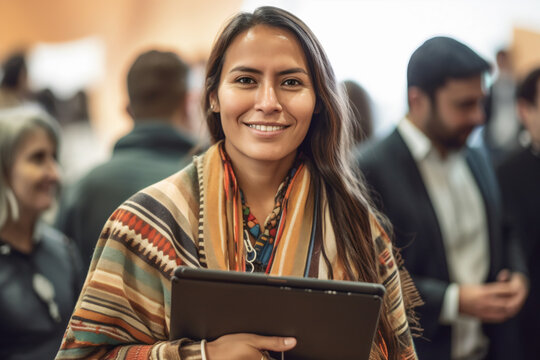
0, 106, 84, 360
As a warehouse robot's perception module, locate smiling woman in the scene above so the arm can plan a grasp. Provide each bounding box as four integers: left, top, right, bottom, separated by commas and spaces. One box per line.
211, 24, 317, 223
213, 25, 315, 165
56, 6, 420, 360
10, 127, 59, 218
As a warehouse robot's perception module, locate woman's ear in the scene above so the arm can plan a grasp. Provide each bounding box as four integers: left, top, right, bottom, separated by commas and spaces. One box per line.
209, 92, 220, 113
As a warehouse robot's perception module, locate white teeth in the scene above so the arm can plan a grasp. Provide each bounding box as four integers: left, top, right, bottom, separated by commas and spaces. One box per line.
248, 124, 285, 132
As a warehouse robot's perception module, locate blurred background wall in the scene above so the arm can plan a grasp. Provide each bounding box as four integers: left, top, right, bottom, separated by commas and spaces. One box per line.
0, 0, 243, 144
1, 0, 540, 180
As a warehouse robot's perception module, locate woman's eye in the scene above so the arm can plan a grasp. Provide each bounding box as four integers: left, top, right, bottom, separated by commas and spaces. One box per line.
283, 79, 301, 86
237, 77, 255, 85
29, 151, 47, 164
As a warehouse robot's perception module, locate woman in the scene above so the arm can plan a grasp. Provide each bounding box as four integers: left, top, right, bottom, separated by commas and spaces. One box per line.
0, 106, 84, 360
56, 6, 420, 360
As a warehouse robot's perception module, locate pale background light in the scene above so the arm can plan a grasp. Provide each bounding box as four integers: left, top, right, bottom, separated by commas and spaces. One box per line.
28, 37, 105, 100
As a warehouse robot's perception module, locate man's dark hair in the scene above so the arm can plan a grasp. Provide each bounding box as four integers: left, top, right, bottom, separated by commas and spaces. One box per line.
407, 36, 491, 99
516, 67, 540, 105
1, 52, 27, 89
342, 80, 373, 143
127, 50, 189, 119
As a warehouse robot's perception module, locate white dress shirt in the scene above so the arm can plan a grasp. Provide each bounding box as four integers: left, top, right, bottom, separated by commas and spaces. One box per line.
398, 117, 489, 359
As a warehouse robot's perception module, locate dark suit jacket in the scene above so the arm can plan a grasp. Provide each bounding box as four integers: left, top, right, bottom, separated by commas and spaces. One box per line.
357, 129, 527, 360
496, 147, 540, 359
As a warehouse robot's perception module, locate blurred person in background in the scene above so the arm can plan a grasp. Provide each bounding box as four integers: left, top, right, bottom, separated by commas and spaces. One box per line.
55, 49, 199, 272
482, 49, 523, 166
0, 51, 59, 117
55, 6, 420, 360
0, 106, 84, 360
496, 67, 540, 359
342, 79, 374, 145
0, 52, 29, 108
357, 37, 528, 360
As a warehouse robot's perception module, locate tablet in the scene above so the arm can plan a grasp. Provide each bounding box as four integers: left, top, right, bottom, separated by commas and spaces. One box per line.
170, 267, 385, 360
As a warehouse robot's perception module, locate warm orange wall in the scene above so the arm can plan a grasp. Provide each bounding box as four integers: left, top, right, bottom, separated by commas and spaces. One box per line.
0, 0, 243, 147
512, 27, 540, 81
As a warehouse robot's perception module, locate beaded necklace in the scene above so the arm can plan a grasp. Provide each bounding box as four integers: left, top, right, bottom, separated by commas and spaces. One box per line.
240, 173, 290, 272
219, 143, 303, 273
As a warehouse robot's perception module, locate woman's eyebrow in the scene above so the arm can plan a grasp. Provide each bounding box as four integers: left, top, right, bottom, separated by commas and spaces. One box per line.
278, 67, 308, 76
229, 66, 308, 76
229, 66, 261, 74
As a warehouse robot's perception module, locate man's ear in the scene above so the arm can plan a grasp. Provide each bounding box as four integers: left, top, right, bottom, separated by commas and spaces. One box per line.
408, 87, 430, 115
408, 87, 424, 109
209, 92, 220, 112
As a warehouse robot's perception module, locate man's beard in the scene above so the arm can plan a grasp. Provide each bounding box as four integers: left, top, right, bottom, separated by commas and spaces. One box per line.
425, 108, 474, 152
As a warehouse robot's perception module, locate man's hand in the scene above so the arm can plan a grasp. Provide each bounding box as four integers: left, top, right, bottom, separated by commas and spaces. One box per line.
498, 270, 528, 318
459, 270, 529, 323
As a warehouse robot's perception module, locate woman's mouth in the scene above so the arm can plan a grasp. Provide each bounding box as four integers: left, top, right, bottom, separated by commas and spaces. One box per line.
246, 124, 288, 132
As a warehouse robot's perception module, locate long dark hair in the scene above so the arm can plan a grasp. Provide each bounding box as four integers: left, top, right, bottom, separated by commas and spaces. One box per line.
203, 6, 399, 358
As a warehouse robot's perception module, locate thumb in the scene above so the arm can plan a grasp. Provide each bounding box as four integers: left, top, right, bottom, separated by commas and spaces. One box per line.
497, 269, 511, 282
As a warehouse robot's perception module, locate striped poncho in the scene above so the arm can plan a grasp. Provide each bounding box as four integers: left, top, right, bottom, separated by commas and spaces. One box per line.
56, 143, 419, 360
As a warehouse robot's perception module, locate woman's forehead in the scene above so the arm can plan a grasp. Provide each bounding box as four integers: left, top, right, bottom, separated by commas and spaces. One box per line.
16, 126, 56, 152
222, 25, 309, 71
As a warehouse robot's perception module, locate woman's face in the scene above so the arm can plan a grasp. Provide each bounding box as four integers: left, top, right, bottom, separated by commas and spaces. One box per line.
212, 24, 316, 167
9, 127, 60, 218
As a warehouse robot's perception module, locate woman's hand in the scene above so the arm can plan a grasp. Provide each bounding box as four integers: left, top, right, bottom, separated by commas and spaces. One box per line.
205, 333, 296, 360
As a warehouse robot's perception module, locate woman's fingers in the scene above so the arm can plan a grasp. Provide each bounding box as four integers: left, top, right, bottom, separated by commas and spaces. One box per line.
206, 333, 296, 360
246, 335, 297, 352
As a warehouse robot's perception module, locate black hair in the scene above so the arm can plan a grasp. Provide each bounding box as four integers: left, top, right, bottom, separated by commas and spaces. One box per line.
516, 67, 540, 105
342, 80, 373, 143
407, 36, 491, 99
1, 53, 27, 89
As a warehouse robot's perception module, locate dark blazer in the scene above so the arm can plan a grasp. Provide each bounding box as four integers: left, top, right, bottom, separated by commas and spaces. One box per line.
496, 147, 540, 359
357, 128, 527, 360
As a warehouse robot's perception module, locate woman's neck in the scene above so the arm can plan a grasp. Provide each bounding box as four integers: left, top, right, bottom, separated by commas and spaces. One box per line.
226, 147, 296, 224
0, 212, 37, 254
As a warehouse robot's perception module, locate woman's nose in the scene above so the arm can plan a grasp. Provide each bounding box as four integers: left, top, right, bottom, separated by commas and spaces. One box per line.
255, 83, 283, 114
46, 158, 61, 183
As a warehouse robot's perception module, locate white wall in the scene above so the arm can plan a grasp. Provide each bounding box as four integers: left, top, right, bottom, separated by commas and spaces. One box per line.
243, 0, 540, 136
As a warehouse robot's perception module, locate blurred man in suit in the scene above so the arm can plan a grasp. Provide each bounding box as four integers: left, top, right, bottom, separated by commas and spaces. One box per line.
357, 37, 528, 360
496, 67, 540, 359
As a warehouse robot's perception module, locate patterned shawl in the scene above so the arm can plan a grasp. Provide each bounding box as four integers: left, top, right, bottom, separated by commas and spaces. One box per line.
56, 142, 419, 360
199, 143, 318, 276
